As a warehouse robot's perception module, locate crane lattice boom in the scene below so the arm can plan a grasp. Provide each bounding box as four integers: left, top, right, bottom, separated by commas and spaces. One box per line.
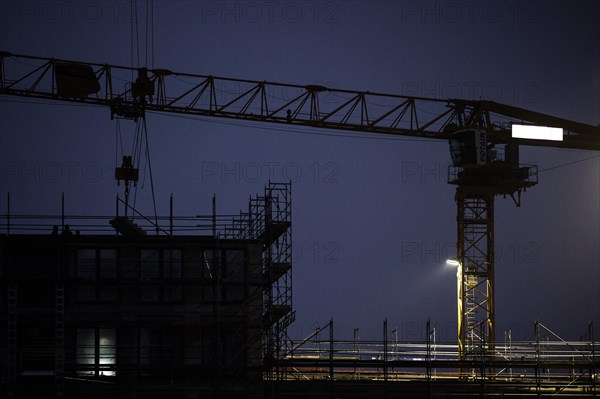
0, 51, 597, 150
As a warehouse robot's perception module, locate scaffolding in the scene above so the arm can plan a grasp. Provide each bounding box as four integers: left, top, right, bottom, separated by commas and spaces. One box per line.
274, 319, 599, 398
223, 182, 294, 388
0, 182, 293, 398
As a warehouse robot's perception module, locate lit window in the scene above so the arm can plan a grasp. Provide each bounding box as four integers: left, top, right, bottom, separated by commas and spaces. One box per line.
76, 328, 116, 377
76, 328, 95, 376
99, 329, 116, 376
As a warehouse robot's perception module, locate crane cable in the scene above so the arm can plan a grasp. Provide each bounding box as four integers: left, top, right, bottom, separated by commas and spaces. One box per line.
538, 154, 600, 174
129, 117, 158, 228
143, 0, 158, 230
118, 0, 159, 230
142, 118, 159, 232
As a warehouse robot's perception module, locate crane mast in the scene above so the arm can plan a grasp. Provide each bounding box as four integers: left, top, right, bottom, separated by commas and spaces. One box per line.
1, 51, 598, 371
448, 135, 538, 364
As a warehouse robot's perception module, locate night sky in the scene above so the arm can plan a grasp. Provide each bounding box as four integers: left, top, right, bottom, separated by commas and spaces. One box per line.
1, 0, 598, 343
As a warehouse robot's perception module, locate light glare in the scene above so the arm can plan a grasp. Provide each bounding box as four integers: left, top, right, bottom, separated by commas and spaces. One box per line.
511, 125, 563, 141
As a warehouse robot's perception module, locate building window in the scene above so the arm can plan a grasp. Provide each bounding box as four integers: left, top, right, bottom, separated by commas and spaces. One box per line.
99, 285, 117, 301
184, 327, 206, 366
76, 328, 116, 377
140, 249, 182, 302
75, 249, 118, 302
99, 249, 117, 278
77, 249, 96, 279
76, 285, 96, 302
163, 249, 182, 278
141, 250, 160, 279
76, 249, 116, 279
135, 327, 182, 377
224, 250, 245, 302
200, 250, 247, 303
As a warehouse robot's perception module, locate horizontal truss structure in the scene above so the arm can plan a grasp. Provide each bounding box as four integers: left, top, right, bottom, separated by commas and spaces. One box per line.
0, 51, 598, 150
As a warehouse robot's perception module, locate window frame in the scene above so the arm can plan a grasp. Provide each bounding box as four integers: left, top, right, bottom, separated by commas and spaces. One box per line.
76, 327, 117, 378
75, 248, 118, 303
139, 248, 183, 303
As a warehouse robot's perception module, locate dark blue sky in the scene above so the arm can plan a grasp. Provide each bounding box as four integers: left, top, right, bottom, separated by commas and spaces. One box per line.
1, 0, 598, 342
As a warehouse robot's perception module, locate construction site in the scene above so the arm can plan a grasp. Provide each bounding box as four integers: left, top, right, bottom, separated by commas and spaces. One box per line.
0, 185, 598, 399
0, 47, 599, 398
1, 2, 599, 397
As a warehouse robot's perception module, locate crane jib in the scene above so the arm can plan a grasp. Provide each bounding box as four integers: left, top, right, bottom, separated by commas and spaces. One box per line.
0, 51, 598, 151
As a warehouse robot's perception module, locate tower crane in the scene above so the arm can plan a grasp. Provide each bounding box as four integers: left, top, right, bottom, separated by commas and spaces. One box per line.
0, 51, 598, 366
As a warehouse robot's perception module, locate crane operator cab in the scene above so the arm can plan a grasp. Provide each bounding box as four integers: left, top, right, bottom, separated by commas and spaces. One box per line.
447, 128, 537, 199
449, 129, 489, 167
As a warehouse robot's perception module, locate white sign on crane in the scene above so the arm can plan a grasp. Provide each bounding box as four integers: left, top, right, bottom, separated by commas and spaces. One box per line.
512, 124, 564, 141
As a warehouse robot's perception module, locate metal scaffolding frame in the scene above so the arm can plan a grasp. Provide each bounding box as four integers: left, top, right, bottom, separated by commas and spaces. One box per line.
0, 183, 293, 398
223, 182, 294, 389
272, 319, 599, 398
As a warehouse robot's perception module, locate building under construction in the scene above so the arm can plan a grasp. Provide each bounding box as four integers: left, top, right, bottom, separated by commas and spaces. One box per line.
1, 183, 293, 398
1, 183, 599, 399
